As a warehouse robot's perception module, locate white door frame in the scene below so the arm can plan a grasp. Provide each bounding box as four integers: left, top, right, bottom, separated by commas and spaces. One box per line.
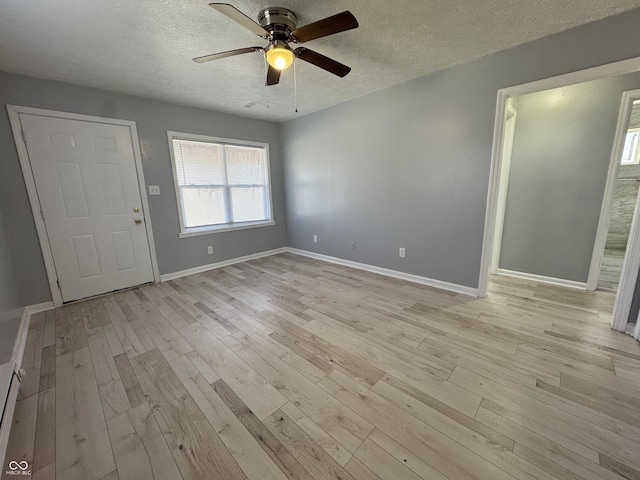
587, 90, 640, 291
7, 105, 160, 306
489, 101, 517, 274
611, 118, 640, 332
612, 161, 640, 331
478, 55, 640, 298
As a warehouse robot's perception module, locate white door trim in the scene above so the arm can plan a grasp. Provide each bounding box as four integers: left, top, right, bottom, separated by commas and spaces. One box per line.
496, 268, 587, 290
612, 178, 640, 331
489, 102, 517, 274
6, 105, 160, 306
587, 90, 640, 290
478, 55, 640, 298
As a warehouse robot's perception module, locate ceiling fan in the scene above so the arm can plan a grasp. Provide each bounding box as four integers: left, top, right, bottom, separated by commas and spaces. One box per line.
193, 3, 359, 86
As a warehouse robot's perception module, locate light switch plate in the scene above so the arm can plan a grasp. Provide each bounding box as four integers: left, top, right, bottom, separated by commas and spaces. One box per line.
148, 185, 160, 195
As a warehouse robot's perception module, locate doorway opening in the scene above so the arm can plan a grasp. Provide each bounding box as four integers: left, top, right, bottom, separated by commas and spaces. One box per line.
488, 81, 640, 290
479, 57, 640, 336
597, 99, 640, 291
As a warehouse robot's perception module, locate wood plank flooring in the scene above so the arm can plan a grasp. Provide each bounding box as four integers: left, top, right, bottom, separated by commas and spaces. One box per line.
3, 253, 640, 480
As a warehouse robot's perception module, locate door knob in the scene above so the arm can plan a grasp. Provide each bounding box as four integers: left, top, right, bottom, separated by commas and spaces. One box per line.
135, 219, 143, 224
133, 207, 140, 213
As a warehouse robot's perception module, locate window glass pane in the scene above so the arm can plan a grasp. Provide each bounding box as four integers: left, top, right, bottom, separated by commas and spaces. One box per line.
621, 131, 640, 165
225, 145, 266, 185
170, 134, 272, 232
173, 140, 225, 185
230, 187, 267, 222
181, 187, 227, 227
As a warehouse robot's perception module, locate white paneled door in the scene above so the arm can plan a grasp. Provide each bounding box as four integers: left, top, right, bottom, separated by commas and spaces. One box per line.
20, 113, 154, 302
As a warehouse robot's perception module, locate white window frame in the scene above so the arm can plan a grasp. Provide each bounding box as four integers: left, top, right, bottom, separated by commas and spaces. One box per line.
167, 131, 275, 238
620, 128, 640, 165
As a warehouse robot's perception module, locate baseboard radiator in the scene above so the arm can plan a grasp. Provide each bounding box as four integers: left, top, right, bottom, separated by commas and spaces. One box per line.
0, 306, 33, 472
0, 362, 21, 469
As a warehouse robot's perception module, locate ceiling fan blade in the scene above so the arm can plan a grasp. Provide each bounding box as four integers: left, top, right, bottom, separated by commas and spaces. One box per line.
291, 11, 358, 43
266, 65, 281, 86
295, 47, 351, 77
193, 47, 262, 63
209, 3, 270, 37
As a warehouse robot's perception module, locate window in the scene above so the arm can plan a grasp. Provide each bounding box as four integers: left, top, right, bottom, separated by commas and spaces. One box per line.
620, 128, 640, 165
168, 132, 273, 237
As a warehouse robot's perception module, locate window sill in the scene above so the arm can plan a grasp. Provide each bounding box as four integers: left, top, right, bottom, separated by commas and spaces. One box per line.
178, 220, 275, 238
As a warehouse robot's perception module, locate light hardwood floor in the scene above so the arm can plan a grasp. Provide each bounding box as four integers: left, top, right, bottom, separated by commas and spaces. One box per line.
3, 253, 640, 480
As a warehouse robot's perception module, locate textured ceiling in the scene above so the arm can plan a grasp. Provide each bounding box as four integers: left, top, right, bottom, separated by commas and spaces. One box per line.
2, 1, 640, 122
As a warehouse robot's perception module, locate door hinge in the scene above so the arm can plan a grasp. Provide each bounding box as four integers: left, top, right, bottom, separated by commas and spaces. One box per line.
20, 129, 26, 144
40, 208, 45, 221
56, 279, 61, 290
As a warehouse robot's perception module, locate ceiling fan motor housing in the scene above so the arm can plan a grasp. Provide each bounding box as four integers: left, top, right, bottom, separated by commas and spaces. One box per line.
258, 8, 298, 40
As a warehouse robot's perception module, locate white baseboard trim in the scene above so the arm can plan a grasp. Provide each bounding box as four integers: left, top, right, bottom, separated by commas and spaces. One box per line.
3, 299, 54, 466
496, 268, 587, 290
11, 309, 30, 374
24, 301, 54, 315
160, 247, 288, 282
287, 248, 479, 297
11, 301, 53, 372
159, 246, 479, 297
0, 362, 19, 474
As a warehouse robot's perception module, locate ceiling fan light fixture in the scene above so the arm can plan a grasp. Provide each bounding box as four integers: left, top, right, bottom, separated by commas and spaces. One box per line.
197, 5, 358, 86
266, 42, 294, 70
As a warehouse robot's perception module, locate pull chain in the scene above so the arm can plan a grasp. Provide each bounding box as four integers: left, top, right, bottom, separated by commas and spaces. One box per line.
294, 58, 298, 113
263, 54, 270, 109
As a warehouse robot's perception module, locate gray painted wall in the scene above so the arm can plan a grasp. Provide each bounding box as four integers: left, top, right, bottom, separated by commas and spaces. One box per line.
282, 74, 492, 286
0, 72, 287, 305
282, 8, 640, 289
0, 208, 24, 363
500, 75, 640, 282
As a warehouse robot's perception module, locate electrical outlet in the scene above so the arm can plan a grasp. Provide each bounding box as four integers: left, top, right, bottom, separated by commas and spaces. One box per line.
207, 246, 213, 255
313, 235, 318, 243
351, 241, 356, 250
399, 247, 406, 258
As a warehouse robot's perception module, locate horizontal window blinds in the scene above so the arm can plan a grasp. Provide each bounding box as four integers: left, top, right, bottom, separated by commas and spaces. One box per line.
171, 138, 271, 229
